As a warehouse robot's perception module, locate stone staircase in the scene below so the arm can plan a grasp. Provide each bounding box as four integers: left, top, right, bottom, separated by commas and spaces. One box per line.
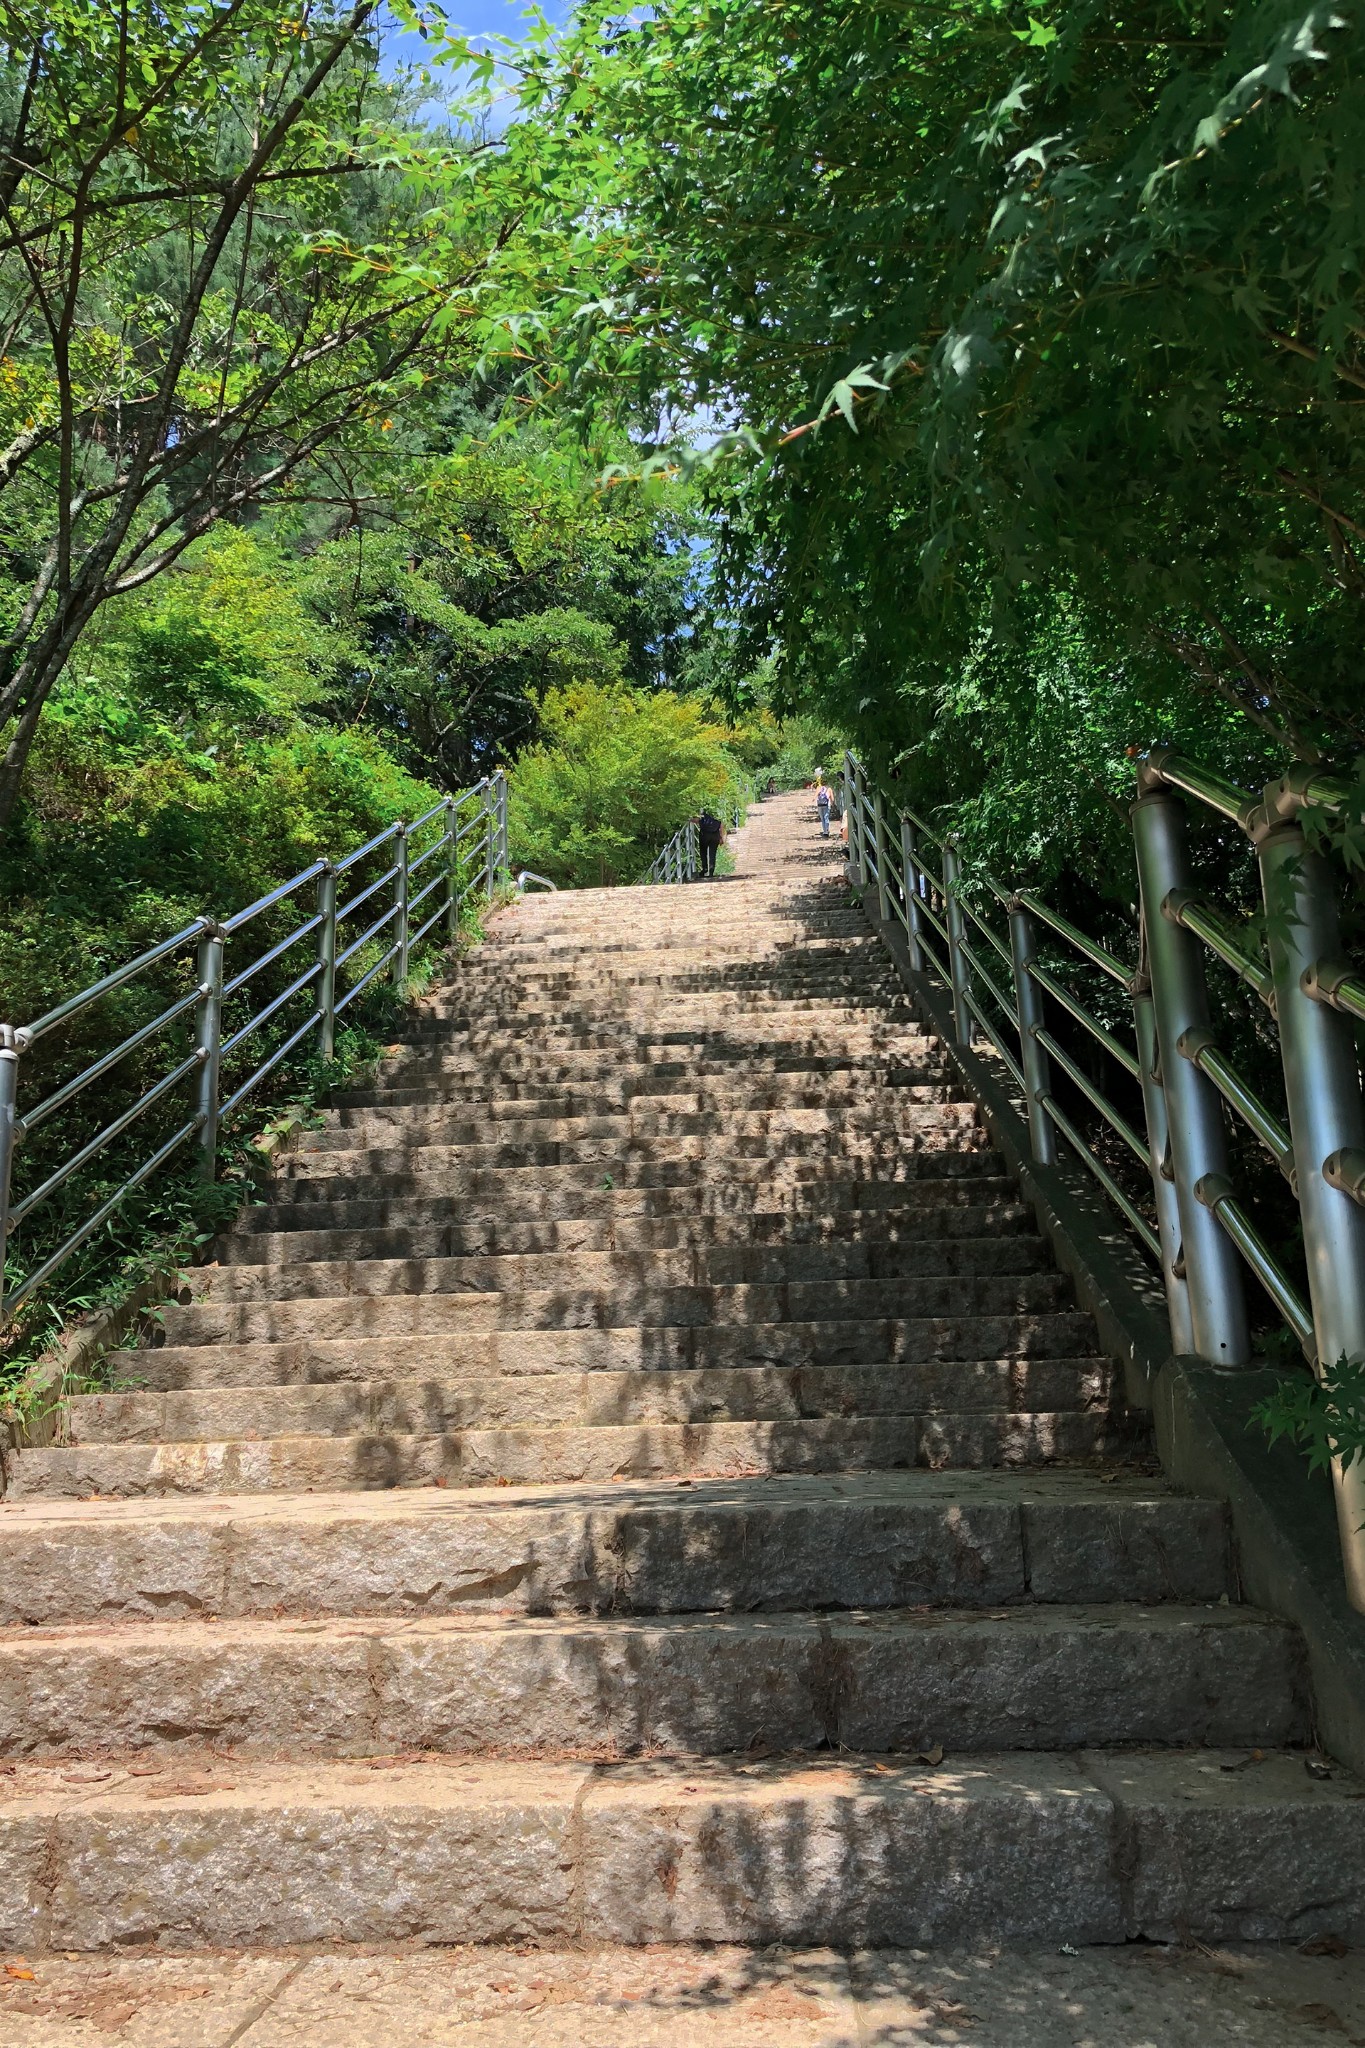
0, 789, 1360, 1955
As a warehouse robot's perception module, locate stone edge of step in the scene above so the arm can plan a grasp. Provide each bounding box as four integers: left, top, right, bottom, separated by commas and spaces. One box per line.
0, 1748, 1360, 1951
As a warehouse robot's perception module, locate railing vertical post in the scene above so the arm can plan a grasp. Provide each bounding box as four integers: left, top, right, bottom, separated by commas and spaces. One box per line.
193, 922, 225, 1178
395, 823, 410, 985
687, 819, 698, 880
483, 782, 496, 898
496, 772, 509, 879
0, 1031, 20, 1302
844, 751, 865, 886
1132, 981, 1195, 1356
445, 799, 460, 943
1255, 791, 1365, 1612
316, 864, 337, 1062
1131, 780, 1248, 1366
1007, 898, 1056, 1165
872, 787, 893, 923
942, 839, 974, 1046
899, 815, 926, 972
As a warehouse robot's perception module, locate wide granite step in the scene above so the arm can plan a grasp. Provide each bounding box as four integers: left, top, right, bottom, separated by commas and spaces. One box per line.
0, 1748, 1357, 1951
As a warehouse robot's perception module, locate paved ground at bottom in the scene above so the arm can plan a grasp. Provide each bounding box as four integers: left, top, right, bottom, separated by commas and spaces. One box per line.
0, 1940, 1362, 2046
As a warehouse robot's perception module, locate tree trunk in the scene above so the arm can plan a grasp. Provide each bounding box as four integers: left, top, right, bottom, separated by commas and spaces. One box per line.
0, 689, 53, 836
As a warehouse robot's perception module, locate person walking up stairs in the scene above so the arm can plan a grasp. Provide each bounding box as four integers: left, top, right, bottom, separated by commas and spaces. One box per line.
0, 790, 1359, 1958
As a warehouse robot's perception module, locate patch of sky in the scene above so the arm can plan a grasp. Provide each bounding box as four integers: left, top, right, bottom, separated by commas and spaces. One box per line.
379, 0, 571, 123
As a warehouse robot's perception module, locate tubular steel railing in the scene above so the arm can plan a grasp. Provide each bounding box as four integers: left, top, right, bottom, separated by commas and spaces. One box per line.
0, 771, 510, 1328
641, 785, 752, 885
842, 746, 1365, 1613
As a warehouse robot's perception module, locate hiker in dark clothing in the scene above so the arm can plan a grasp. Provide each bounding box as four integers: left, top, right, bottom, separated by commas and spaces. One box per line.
696, 807, 725, 877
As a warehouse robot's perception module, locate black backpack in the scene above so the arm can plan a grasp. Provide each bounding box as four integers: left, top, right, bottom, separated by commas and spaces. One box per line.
698, 811, 722, 841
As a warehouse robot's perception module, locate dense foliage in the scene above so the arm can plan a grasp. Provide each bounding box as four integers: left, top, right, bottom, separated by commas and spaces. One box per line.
0, 0, 537, 826
508, 679, 738, 887
517, 0, 1365, 890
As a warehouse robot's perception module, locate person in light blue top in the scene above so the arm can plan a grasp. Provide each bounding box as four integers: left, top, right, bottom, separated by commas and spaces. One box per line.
814, 776, 832, 837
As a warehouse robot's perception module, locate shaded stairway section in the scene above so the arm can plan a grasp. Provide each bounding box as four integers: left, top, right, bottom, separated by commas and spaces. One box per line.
0, 787, 1359, 1952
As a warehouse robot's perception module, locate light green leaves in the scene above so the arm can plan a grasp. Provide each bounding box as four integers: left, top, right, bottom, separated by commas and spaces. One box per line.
816, 366, 890, 434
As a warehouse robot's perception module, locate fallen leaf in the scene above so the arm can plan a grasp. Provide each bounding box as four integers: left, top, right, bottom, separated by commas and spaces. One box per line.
1288, 2003, 1348, 2034
1305, 1757, 1335, 1782
1301, 1934, 1350, 1958
4, 1967, 35, 1981
917, 1742, 945, 1767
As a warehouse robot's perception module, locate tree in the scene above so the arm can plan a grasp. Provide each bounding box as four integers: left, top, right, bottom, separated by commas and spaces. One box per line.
507, 679, 733, 886
290, 436, 704, 785
512, 0, 1365, 885
0, 0, 521, 827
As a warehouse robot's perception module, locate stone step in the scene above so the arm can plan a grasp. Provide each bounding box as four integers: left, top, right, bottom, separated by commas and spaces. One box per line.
307, 1103, 973, 1149
276, 1151, 1007, 1204
440, 991, 911, 1018
0, 1748, 1356, 1952
436, 1016, 920, 1046
0, 1605, 1304, 1760
156, 1273, 1076, 1345
0, 1473, 1232, 1623
223, 1200, 1033, 1264
378, 1043, 931, 1076
66, 1359, 1120, 1444
472, 934, 879, 962
280, 1126, 988, 1181
332, 1073, 953, 1112
126, 1323, 1103, 1392
444, 969, 909, 996
197, 1236, 1053, 1301
239, 1177, 1023, 1237
7, 1407, 1144, 1498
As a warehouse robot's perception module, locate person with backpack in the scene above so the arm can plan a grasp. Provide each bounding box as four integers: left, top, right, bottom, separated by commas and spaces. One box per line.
696, 806, 725, 877
814, 777, 833, 837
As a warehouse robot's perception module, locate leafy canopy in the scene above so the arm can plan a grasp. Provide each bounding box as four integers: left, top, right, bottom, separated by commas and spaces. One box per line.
511, 0, 1365, 885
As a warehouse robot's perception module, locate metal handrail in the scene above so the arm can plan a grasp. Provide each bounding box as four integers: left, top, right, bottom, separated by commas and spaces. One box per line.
1042, 1091, 1162, 1261
223, 913, 324, 1001
959, 900, 1015, 974
1177, 1030, 1294, 1180
221, 860, 328, 937
1195, 1173, 1315, 1351
337, 862, 402, 928
333, 818, 403, 877
18, 918, 210, 1048
1014, 891, 1131, 987
958, 935, 1020, 1033
1034, 1026, 1149, 1166
1143, 748, 1253, 828
9, 1051, 207, 1227
1162, 890, 1275, 1008
16, 985, 205, 1137
0, 769, 511, 1328
641, 783, 752, 886
843, 739, 1365, 1612
1026, 963, 1140, 1079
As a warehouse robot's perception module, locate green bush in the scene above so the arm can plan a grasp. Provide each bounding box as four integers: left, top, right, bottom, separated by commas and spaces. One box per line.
507, 681, 736, 888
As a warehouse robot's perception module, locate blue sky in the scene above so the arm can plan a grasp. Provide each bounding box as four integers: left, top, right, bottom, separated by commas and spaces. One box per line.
381, 0, 570, 71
